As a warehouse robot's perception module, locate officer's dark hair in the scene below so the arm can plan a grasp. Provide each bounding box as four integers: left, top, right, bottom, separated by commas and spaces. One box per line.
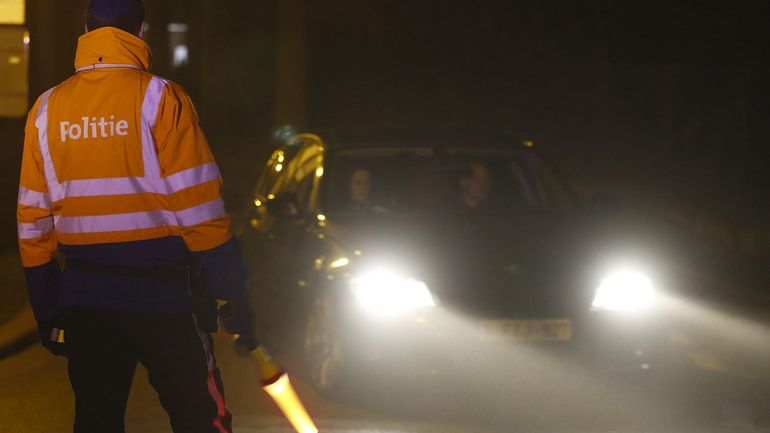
86, 3, 145, 36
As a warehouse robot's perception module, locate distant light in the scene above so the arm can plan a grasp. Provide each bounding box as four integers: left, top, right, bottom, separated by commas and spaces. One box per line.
7, 56, 21, 65
275, 163, 283, 172
250, 218, 258, 228
522, 140, 535, 148
354, 250, 363, 256
315, 167, 324, 178
268, 194, 276, 200
316, 214, 326, 221
23, 32, 30, 45
273, 125, 296, 143
172, 44, 189, 67
167, 23, 189, 33
329, 257, 349, 269
278, 154, 285, 163
253, 199, 262, 207
0, 1, 25, 24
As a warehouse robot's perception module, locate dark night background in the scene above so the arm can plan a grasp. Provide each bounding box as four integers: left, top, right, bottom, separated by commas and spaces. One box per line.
2, 3, 770, 431
2, 0, 770, 265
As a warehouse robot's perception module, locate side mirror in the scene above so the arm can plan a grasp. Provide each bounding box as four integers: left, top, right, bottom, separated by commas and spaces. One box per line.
266, 193, 302, 219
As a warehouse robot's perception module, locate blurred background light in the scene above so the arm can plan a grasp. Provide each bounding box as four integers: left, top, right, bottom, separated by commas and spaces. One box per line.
0, 0, 24, 24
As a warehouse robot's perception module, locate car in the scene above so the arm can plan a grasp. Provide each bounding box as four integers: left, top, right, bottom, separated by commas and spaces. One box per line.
237, 129, 666, 398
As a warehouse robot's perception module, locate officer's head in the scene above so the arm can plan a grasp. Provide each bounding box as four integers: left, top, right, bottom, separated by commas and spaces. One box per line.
85, 0, 145, 37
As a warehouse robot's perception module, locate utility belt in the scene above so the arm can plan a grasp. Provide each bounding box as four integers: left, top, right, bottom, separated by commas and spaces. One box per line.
64, 257, 192, 287
63, 257, 219, 332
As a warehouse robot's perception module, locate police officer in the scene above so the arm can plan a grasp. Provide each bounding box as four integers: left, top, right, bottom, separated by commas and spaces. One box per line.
17, 1, 253, 432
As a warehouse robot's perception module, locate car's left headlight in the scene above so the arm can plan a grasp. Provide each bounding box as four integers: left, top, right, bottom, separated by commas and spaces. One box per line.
350, 270, 436, 315
591, 269, 656, 312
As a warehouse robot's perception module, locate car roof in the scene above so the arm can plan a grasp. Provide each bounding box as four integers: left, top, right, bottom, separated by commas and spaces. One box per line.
307, 128, 534, 150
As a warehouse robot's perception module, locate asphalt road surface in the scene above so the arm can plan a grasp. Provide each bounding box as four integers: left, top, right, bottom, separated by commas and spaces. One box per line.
2, 298, 770, 433
0, 330, 482, 433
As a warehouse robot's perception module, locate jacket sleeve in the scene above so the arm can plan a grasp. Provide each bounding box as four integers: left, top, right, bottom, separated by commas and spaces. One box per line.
18, 96, 60, 321
153, 82, 247, 300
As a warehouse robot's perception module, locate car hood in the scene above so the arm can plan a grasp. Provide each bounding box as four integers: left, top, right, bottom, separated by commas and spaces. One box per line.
324, 211, 597, 317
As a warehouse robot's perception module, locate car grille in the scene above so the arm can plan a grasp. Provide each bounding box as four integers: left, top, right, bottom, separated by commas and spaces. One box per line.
428, 266, 591, 319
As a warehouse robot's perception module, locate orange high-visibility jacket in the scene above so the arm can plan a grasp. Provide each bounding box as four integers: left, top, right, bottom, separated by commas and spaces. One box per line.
18, 27, 231, 267
18, 28, 242, 320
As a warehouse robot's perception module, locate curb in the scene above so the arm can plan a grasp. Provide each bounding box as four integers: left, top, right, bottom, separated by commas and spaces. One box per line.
0, 304, 38, 359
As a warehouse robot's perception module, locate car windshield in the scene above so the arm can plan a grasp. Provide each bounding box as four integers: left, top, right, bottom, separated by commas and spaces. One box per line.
325, 146, 576, 215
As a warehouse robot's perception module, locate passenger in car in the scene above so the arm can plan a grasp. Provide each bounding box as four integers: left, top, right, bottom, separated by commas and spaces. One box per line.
459, 161, 493, 209
347, 167, 388, 213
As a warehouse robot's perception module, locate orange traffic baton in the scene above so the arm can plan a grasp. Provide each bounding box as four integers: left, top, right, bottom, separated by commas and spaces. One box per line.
250, 344, 319, 433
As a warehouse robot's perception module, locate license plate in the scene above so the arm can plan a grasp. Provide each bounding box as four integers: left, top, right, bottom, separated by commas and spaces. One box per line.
479, 319, 572, 341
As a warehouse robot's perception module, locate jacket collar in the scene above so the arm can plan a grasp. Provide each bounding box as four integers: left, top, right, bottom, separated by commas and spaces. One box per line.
74, 27, 152, 72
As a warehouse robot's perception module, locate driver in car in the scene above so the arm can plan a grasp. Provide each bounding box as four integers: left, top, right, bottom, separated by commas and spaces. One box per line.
347, 167, 388, 214
459, 161, 493, 209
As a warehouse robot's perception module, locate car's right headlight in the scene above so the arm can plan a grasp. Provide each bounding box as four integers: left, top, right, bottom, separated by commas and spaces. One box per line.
349, 269, 436, 315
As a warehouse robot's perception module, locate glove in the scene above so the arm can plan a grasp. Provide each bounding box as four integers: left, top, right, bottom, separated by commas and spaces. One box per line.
218, 292, 255, 336
37, 316, 68, 357
218, 292, 258, 353
234, 333, 259, 353
220, 303, 258, 353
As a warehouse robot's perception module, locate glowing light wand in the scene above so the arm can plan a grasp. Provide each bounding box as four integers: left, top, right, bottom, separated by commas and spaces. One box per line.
250, 344, 319, 433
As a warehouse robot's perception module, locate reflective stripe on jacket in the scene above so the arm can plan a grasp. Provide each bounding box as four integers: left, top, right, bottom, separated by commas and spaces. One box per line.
18, 27, 231, 268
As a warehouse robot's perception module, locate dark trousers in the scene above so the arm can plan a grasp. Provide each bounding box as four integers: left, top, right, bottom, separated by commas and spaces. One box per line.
63, 307, 232, 433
